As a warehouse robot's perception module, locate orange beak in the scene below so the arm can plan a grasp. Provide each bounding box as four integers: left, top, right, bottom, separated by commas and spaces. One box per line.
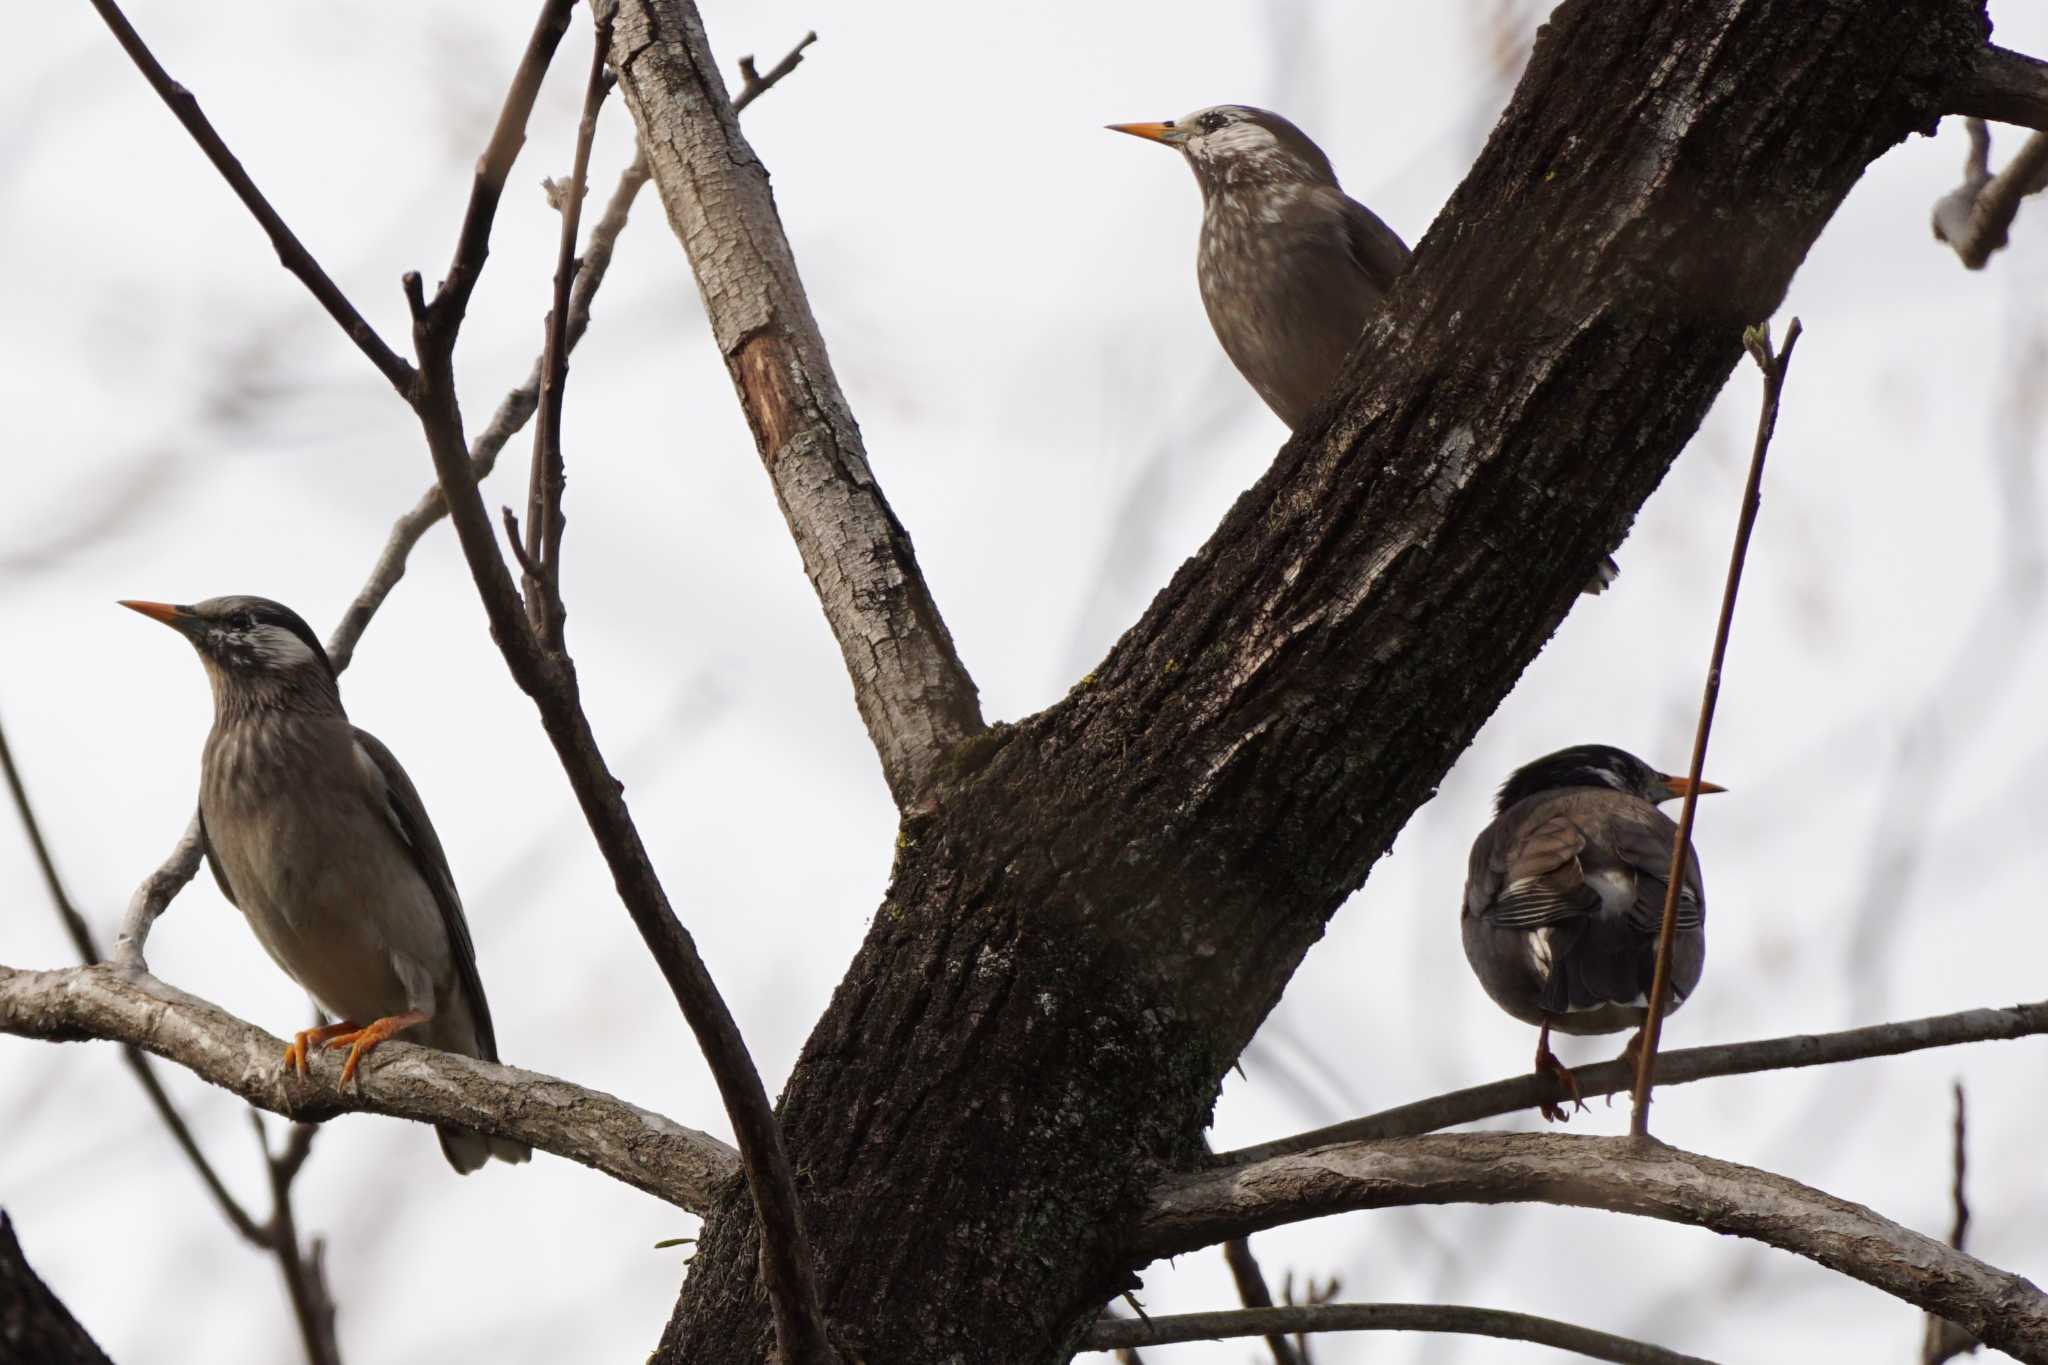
120, 599, 194, 631
1662, 774, 1726, 799
1106, 121, 1181, 145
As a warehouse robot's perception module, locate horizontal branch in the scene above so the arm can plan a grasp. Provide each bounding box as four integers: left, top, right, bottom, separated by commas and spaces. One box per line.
1947, 44, 2048, 130
0, 962, 740, 1214
1084, 1302, 1713, 1365
1139, 1134, 2048, 1364
1221, 998, 2048, 1164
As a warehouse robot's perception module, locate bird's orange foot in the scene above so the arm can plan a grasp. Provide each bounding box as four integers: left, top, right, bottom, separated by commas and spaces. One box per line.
1535, 1035, 1586, 1124
283, 1021, 361, 1078
322, 1011, 430, 1086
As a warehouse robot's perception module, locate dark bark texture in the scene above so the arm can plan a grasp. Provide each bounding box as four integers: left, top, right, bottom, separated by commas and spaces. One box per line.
660, 1, 1987, 1360
0, 1214, 113, 1365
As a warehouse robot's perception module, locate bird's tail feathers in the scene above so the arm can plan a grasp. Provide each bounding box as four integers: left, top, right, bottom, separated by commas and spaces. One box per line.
437, 1123, 532, 1174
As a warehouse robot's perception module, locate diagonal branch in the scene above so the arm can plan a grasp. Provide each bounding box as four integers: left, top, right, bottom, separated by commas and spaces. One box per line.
609, 0, 983, 809
1219, 1238, 1303, 1365
82, 0, 415, 396
1946, 44, 2048, 130
1138, 1134, 2048, 1363
1084, 1302, 1713, 1364
0, 962, 742, 1213
1931, 117, 2048, 270
1221, 997, 2048, 1164
1630, 318, 1801, 1136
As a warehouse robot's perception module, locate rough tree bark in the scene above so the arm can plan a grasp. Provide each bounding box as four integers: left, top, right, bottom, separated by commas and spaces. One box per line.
642, 1, 1991, 1361
0, 1214, 112, 1365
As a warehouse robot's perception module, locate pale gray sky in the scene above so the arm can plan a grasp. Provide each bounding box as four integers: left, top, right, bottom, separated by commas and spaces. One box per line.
4, 3, 2046, 1362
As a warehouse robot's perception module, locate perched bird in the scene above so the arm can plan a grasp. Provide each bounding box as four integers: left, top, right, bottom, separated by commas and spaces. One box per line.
124, 595, 529, 1172
1110, 104, 1618, 592
1461, 744, 1721, 1120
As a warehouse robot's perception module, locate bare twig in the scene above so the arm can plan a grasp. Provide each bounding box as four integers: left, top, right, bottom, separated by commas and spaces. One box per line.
1085, 1302, 1713, 1364
1924, 1083, 1982, 1365
1220, 1238, 1303, 1365
1221, 997, 2048, 1164
0, 962, 742, 1213
611, 1, 982, 809
733, 31, 818, 112
1140, 1134, 2048, 1362
253, 1117, 342, 1365
4, 717, 339, 1365
1631, 317, 1802, 1136
82, 0, 415, 396
1931, 118, 2048, 269
523, 13, 615, 649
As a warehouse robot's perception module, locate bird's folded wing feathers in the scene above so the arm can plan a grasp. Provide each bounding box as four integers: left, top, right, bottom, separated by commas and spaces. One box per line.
1484, 813, 1603, 929
196, 805, 239, 907
352, 728, 498, 1061
1336, 190, 1410, 292
1611, 817, 1705, 932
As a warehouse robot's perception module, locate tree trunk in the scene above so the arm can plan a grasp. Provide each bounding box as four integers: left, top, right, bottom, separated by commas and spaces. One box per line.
651, 0, 1986, 1359
0, 1213, 113, 1365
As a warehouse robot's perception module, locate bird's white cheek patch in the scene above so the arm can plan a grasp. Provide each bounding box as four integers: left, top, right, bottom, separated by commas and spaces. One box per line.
250, 625, 320, 669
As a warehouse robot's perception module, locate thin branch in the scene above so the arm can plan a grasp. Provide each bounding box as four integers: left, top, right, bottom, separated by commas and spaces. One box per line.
1924, 1083, 1981, 1365
1139, 1134, 2048, 1363
523, 13, 615, 649
1631, 317, 1801, 1136
81, 0, 415, 396
1946, 44, 2048, 131
414, 0, 578, 359
1085, 1303, 1714, 1365
1220, 1238, 1303, 1365
1931, 118, 2048, 270
391, 6, 834, 1355
253, 1116, 342, 1365
0, 962, 742, 1213
1221, 997, 2048, 1164
2, 717, 264, 1242
611, 2, 983, 809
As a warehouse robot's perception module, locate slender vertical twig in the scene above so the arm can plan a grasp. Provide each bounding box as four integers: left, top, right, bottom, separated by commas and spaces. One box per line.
1923, 1083, 1980, 1364
1630, 318, 1803, 1137
1221, 1238, 1305, 1365
522, 12, 615, 648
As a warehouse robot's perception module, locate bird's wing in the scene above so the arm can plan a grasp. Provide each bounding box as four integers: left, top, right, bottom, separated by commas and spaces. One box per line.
1335, 190, 1410, 292
1481, 811, 1603, 929
352, 727, 498, 1061
196, 805, 238, 907
1610, 814, 1706, 933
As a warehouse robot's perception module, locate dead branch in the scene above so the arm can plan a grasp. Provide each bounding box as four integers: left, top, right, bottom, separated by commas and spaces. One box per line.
609, 0, 983, 809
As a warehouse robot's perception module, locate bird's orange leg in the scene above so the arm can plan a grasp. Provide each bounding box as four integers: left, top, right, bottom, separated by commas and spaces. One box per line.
283, 1020, 361, 1078
321, 1011, 430, 1086
1534, 1018, 1586, 1123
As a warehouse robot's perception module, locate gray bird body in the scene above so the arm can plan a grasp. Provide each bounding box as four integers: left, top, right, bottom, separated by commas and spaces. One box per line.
135, 595, 526, 1173
1463, 785, 1706, 1037
1114, 106, 1617, 590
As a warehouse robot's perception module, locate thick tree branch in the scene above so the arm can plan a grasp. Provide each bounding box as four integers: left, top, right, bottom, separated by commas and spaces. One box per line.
0, 963, 741, 1214
1138, 1134, 2048, 1363
1946, 44, 2048, 130
1084, 1302, 1712, 1365
609, 0, 983, 809
0, 1213, 113, 1365
82, 0, 415, 396
1223, 998, 2048, 1163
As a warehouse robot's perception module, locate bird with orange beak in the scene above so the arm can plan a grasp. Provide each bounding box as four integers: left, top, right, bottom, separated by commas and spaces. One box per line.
1461, 744, 1724, 1120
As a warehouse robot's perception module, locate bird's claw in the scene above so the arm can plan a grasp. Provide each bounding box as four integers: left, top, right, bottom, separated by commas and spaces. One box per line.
320, 1011, 428, 1088
283, 1021, 360, 1079
1535, 1044, 1587, 1124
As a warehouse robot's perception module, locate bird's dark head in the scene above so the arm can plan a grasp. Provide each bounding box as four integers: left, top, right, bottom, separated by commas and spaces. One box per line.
1108, 105, 1339, 198
122, 595, 339, 714
1494, 743, 1724, 815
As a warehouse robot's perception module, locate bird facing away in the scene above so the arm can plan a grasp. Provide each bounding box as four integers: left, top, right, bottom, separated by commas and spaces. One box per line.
124, 596, 529, 1173
1110, 104, 1618, 593
1461, 744, 1720, 1120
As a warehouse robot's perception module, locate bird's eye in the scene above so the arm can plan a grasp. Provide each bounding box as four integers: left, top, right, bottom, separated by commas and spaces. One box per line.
1199, 112, 1228, 133
230, 611, 256, 632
